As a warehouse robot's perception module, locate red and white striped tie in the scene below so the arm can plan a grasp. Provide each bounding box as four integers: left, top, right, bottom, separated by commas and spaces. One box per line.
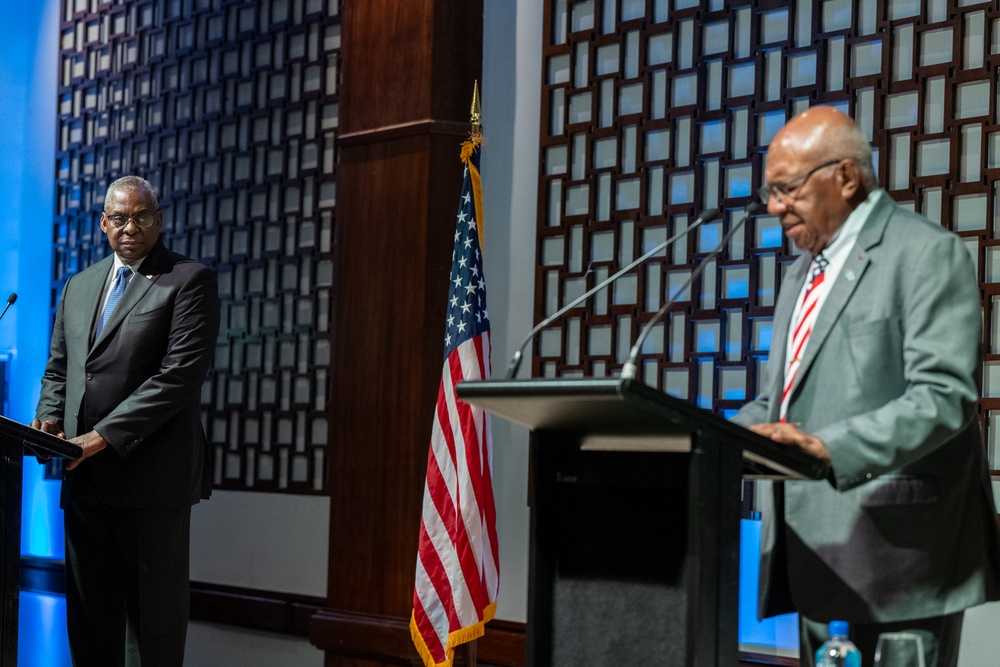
779, 253, 828, 422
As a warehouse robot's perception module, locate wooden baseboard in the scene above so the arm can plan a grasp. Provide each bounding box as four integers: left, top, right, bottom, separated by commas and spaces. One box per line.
20, 556, 66, 594
189, 581, 325, 636
308, 608, 525, 666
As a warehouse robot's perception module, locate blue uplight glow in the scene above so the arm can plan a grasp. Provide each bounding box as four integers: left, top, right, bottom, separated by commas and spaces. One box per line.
2, 2, 67, 665
738, 518, 799, 652
4, 0, 61, 563
23, 464, 63, 558
18, 591, 71, 666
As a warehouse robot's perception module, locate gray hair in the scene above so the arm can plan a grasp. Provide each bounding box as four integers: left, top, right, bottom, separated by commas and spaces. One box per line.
105, 175, 159, 211
826, 123, 878, 191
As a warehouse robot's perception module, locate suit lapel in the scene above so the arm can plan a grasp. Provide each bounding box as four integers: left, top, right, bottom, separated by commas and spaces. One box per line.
784, 193, 895, 403
78, 256, 115, 355
90, 242, 168, 350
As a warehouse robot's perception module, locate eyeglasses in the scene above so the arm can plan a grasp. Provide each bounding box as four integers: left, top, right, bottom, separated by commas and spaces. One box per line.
105, 212, 158, 229
758, 158, 844, 204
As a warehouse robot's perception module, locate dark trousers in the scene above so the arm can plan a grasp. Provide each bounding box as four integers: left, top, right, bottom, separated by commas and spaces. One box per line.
64, 467, 192, 667
800, 611, 964, 667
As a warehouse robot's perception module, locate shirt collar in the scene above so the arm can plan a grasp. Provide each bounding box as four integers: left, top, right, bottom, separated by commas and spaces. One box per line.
819, 189, 880, 259
112, 253, 147, 274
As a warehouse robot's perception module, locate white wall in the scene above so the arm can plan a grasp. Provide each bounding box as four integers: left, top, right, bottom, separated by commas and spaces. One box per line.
190, 490, 329, 596
480, 0, 542, 623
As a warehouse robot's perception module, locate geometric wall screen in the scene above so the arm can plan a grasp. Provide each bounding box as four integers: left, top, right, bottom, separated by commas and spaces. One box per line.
536, 0, 1000, 473
55, 0, 340, 493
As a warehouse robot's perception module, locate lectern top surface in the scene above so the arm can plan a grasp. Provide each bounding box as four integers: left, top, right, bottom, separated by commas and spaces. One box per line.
0, 415, 83, 459
456, 377, 830, 481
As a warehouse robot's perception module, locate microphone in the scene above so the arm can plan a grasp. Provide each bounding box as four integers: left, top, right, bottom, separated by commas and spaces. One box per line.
619, 202, 764, 381
0, 293, 17, 322
505, 209, 720, 379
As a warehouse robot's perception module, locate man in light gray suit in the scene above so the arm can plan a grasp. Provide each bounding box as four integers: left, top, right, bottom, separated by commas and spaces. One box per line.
32, 175, 220, 667
732, 107, 1000, 666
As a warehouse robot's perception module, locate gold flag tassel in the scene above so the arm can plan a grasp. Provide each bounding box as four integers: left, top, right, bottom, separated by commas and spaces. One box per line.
460, 81, 486, 253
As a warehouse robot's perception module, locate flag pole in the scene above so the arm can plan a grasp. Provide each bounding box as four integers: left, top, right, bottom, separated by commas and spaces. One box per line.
464, 81, 486, 253
457, 81, 483, 667
470, 80, 481, 135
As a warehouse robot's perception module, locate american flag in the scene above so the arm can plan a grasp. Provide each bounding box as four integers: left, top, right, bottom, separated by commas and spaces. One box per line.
410, 135, 499, 667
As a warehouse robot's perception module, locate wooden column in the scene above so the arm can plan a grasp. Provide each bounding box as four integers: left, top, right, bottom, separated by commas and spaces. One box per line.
309, 1, 484, 665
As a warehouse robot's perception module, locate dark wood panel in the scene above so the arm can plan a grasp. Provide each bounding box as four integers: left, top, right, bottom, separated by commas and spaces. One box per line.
326, 133, 458, 617
319, 1, 484, 664
340, 0, 482, 136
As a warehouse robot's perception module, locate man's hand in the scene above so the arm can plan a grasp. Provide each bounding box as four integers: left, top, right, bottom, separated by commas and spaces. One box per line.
749, 422, 832, 466
65, 430, 109, 471
30, 419, 64, 438
29, 419, 65, 464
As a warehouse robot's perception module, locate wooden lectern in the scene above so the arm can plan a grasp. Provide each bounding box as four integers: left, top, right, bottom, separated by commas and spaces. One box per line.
456, 377, 827, 667
0, 416, 81, 666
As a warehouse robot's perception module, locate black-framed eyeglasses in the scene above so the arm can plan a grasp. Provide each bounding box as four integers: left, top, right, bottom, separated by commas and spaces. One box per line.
105, 211, 158, 229
758, 158, 844, 204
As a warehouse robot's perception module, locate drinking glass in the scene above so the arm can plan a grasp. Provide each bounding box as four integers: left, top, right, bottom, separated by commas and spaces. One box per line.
873, 631, 926, 667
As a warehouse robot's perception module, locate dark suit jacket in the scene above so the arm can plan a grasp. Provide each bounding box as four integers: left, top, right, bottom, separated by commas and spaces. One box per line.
36, 240, 220, 509
733, 191, 1000, 623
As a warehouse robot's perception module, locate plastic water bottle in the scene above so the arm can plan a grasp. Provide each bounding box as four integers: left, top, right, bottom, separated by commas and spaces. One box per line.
815, 620, 862, 667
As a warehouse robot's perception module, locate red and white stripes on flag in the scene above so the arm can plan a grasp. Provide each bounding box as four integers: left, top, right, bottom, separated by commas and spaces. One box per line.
411, 134, 499, 667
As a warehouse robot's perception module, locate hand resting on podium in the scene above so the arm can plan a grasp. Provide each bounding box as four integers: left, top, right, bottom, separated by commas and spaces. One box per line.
748, 421, 831, 466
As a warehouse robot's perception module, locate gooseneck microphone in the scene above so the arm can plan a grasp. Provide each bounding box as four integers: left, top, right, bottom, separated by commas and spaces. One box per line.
619, 202, 763, 381
0, 293, 17, 322
505, 209, 720, 379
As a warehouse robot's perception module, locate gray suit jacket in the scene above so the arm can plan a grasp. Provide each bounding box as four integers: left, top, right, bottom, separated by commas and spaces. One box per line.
36, 240, 220, 509
733, 191, 1000, 623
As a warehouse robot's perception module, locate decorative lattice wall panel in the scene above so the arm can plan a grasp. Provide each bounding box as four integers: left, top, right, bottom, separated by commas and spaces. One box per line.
537, 0, 1000, 471
56, 0, 340, 493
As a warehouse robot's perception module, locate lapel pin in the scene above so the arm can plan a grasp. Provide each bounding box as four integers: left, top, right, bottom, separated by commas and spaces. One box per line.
845, 269, 856, 281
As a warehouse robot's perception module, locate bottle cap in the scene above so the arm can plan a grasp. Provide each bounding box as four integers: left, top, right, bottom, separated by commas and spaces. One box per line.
828, 620, 849, 637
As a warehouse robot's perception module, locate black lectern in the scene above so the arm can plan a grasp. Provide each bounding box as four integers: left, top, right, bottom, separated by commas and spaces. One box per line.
0, 416, 81, 666
456, 377, 827, 667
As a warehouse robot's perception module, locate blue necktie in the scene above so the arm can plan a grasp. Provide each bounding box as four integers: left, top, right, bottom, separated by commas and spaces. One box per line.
94, 266, 131, 342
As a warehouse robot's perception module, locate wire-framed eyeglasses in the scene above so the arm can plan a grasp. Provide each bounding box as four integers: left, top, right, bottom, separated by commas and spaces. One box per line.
104, 212, 158, 229
758, 158, 844, 204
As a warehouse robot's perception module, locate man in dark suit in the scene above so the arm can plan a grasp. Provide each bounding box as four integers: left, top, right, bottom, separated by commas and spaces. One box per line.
732, 107, 1000, 666
32, 175, 220, 667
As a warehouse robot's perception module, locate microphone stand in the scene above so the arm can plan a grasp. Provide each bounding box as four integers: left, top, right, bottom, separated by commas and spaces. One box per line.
620, 202, 763, 381
505, 209, 719, 379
